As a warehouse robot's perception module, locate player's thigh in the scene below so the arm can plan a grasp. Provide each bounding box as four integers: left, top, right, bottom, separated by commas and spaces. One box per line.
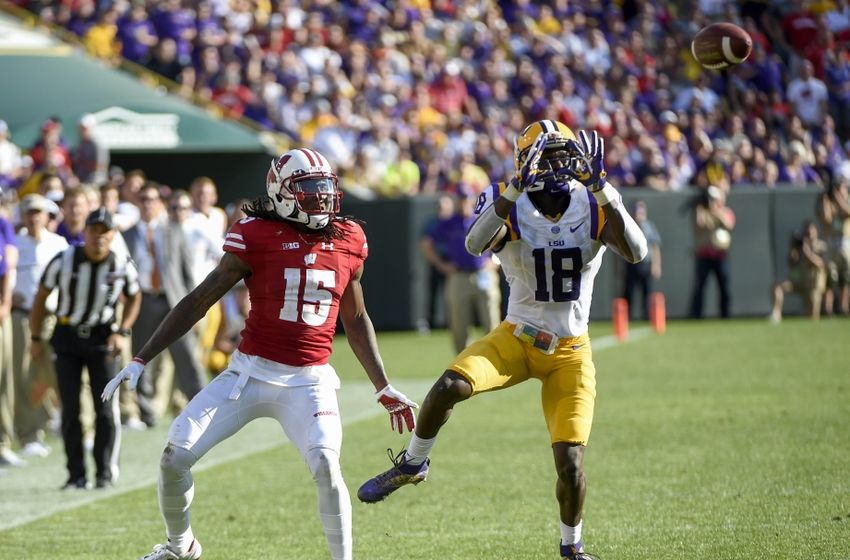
446, 321, 530, 395
539, 340, 597, 446
275, 383, 342, 457
168, 371, 258, 458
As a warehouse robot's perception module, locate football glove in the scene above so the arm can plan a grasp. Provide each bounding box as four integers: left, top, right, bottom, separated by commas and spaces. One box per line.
511, 132, 548, 192
376, 384, 418, 434
101, 358, 145, 402
565, 130, 607, 191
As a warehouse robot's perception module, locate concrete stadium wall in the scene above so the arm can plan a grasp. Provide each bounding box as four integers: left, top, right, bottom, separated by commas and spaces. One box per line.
606, 186, 821, 320
343, 198, 435, 331
113, 152, 270, 197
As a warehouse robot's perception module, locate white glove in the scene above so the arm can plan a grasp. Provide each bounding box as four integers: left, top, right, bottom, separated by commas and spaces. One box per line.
101, 359, 145, 402
376, 384, 418, 434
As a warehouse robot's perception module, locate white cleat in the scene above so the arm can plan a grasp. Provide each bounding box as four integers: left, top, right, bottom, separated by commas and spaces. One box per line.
138, 539, 202, 560
0, 449, 27, 467
20, 441, 51, 458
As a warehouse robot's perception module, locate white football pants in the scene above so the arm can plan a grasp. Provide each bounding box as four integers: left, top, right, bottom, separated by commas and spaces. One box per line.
158, 371, 351, 559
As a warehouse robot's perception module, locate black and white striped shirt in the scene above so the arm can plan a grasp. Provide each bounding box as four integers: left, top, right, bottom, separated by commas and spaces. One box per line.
41, 246, 140, 327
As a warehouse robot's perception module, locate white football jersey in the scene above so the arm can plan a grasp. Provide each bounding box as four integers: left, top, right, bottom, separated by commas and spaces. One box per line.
473, 181, 607, 338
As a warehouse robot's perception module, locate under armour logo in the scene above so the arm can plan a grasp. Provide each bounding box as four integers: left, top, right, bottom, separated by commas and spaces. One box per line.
321, 242, 334, 251
304, 253, 317, 265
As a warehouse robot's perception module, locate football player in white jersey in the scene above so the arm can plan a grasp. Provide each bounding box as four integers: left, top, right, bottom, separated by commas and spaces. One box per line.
358, 121, 648, 560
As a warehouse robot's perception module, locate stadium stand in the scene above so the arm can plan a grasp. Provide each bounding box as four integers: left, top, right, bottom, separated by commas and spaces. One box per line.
7, 0, 850, 199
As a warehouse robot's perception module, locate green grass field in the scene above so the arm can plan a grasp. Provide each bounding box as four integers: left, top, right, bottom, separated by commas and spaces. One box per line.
1, 319, 848, 559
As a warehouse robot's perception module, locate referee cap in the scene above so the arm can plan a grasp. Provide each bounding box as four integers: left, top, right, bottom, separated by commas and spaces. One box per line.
85, 207, 116, 230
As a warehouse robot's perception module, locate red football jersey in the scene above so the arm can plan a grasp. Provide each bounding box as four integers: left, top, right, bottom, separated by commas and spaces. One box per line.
223, 217, 368, 366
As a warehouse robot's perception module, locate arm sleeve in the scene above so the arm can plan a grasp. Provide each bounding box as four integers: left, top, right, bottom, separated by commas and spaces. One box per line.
465, 182, 507, 257
593, 184, 648, 263
619, 204, 649, 263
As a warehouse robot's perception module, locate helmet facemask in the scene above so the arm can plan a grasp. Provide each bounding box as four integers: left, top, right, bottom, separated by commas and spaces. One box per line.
525, 145, 578, 201
266, 151, 342, 230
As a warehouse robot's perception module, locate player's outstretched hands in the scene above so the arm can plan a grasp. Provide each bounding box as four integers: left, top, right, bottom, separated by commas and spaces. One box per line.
511, 132, 548, 192
565, 130, 607, 191
376, 384, 418, 434
101, 358, 145, 402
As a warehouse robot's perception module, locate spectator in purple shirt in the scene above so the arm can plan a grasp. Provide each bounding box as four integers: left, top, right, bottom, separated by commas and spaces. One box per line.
780, 141, 822, 186
118, 2, 159, 65
824, 49, 850, 139
348, 4, 384, 45
151, 0, 197, 66
421, 189, 500, 353
195, 1, 227, 51
67, 0, 96, 37
741, 43, 785, 94
56, 187, 90, 247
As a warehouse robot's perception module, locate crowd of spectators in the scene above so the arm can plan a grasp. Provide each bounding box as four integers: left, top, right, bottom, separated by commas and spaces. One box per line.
9, 0, 850, 200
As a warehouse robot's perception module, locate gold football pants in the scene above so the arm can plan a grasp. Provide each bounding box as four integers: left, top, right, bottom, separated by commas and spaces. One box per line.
447, 321, 596, 445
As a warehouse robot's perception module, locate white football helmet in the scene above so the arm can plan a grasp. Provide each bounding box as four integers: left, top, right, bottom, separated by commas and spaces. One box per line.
266, 148, 341, 229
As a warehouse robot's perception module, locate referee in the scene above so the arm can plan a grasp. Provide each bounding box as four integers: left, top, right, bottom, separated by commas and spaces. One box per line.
30, 208, 141, 490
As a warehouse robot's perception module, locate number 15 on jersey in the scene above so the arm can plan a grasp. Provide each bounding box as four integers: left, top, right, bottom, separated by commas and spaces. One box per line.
280, 268, 336, 326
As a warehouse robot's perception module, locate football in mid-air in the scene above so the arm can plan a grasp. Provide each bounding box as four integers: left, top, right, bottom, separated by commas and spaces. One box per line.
691, 22, 753, 70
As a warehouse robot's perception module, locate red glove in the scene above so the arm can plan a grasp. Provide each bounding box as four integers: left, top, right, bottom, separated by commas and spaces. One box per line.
376, 384, 418, 434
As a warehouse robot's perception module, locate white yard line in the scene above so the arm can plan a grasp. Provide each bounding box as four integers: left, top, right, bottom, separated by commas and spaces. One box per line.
592, 326, 652, 350
0, 329, 650, 532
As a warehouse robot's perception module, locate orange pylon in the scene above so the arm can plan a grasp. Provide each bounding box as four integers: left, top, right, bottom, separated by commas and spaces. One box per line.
612, 297, 629, 341
649, 292, 666, 334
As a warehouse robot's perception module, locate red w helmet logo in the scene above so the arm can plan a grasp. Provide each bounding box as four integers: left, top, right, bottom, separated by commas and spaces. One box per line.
274, 154, 291, 174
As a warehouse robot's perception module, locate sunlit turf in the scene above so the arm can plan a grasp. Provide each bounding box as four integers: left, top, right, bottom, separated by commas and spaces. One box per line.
1, 319, 848, 559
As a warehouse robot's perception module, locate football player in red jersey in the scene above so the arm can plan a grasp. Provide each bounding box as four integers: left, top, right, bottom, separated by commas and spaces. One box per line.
101, 147, 418, 560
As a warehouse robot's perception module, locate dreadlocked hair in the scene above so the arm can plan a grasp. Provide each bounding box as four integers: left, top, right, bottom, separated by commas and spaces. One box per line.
242, 196, 364, 242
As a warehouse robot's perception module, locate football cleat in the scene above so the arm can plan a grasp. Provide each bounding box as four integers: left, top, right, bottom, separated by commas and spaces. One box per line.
560, 540, 598, 560
357, 448, 430, 503
61, 476, 90, 490
139, 539, 202, 560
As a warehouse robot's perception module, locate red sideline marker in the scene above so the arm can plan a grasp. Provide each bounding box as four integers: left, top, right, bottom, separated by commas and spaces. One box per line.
612, 297, 628, 341
649, 292, 666, 335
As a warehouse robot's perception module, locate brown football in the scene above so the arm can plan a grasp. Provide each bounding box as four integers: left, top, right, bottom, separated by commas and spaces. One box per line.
691, 22, 753, 70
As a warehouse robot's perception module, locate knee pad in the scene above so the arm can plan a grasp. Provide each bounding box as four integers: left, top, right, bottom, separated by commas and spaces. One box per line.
306, 447, 342, 485
160, 444, 198, 474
